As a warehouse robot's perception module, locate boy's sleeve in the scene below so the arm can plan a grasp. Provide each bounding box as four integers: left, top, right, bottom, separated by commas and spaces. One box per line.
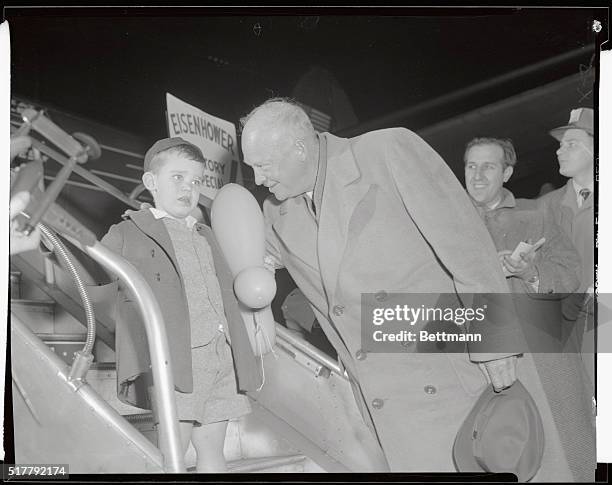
101, 224, 124, 253
100, 223, 124, 282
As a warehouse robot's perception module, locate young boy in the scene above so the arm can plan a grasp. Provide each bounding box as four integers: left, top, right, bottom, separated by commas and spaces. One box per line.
102, 137, 262, 472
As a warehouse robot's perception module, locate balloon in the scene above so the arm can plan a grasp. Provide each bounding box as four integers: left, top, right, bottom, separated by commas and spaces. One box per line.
211, 183, 277, 355
211, 183, 265, 276
234, 266, 277, 309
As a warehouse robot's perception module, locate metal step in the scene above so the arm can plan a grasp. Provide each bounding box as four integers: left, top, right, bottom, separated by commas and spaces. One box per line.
11, 299, 56, 313
11, 314, 164, 474
228, 454, 311, 473
12, 295, 114, 368
183, 454, 310, 473
123, 413, 157, 448
31, 333, 85, 366
85, 367, 149, 417
11, 299, 56, 336
10, 271, 22, 299
11, 254, 116, 350
121, 412, 322, 473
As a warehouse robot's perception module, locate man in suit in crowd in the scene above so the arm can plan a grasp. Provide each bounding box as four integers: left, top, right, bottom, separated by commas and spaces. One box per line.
538, 108, 595, 387
464, 136, 595, 481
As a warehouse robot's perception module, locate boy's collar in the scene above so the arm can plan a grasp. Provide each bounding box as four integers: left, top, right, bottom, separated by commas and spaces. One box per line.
149, 207, 198, 229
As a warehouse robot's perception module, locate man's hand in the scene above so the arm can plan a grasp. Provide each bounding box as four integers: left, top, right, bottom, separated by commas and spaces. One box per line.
498, 250, 512, 277
263, 254, 280, 274
10, 135, 41, 255
10, 191, 41, 255
500, 248, 537, 281
478, 355, 518, 392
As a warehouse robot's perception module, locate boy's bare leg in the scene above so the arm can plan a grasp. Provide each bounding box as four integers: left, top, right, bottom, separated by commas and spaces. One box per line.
191, 420, 229, 473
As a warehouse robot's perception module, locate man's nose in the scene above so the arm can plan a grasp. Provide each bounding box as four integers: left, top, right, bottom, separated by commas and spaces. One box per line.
473, 168, 485, 180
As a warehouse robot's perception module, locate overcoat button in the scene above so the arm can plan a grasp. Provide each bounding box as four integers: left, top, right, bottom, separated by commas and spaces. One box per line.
155, 273, 161, 282
355, 349, 367, 361
424, 385, 437, 395
151, 249, 155, 257
375, 291, 388, 302
333, 305, 345, 316
372, 398, 384, 409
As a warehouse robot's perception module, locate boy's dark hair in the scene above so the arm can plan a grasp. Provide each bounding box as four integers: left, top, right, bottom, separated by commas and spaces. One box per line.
144, 137, 205, 172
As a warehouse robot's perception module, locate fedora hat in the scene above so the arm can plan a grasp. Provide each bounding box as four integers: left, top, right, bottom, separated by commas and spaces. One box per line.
550, 107, 594, 141
453, 380, 544, 481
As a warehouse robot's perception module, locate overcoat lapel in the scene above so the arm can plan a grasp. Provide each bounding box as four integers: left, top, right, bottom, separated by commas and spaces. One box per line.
272, 197, 320, 274
128, 210, 182, 282
317, 134, 371, 295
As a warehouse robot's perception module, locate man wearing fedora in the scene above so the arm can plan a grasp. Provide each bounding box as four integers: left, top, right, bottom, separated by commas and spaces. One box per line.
538, 108, 595, 388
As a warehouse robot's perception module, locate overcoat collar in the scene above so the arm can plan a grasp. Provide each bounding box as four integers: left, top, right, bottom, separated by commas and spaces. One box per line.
472, 188, 516, 218
123, 208, 211, 280
271, 132, 371, 291
496, 188, 517, 210
317, 132, 371, 291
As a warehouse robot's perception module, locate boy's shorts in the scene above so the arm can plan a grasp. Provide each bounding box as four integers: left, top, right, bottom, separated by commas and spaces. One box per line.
149, 332, 251, 426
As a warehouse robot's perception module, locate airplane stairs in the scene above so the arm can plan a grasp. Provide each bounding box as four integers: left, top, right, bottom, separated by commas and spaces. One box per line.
9, 244, 387, 474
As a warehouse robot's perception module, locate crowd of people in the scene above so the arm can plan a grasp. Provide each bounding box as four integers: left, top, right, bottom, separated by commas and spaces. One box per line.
9, 102, 596, 480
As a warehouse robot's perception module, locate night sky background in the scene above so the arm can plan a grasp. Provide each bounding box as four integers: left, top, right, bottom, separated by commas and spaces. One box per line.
6, 7, 606, 139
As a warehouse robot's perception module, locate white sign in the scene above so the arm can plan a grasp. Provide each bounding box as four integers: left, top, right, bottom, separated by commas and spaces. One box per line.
166, 93, 238, 201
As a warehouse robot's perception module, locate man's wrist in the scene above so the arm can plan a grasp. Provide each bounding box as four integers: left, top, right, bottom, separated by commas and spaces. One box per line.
519, 266, 539, 283
527, 270, 539, 283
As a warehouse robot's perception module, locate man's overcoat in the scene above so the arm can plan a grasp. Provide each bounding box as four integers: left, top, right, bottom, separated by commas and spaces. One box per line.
263, 129, 579, 477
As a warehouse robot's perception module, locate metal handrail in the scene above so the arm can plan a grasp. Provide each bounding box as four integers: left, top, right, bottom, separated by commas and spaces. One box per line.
11, 313, 165, 471
59, 236, 185, 473
11, 112, 183, 471
275, 323, 346, 379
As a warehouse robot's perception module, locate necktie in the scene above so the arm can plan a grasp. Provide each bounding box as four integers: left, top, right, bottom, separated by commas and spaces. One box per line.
579, 188, 591, 205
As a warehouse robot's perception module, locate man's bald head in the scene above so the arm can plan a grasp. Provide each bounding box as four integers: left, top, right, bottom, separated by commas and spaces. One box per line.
240, 98, 316, 143
240, 98, 319, 201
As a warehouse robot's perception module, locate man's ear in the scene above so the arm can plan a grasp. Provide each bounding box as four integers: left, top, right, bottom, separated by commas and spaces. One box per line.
294, 139, 307, 162
503, 165, 514, 183
142, 172, 156, 192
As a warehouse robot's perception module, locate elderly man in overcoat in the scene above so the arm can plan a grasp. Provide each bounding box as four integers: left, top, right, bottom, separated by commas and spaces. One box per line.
239, 98, 548, 473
